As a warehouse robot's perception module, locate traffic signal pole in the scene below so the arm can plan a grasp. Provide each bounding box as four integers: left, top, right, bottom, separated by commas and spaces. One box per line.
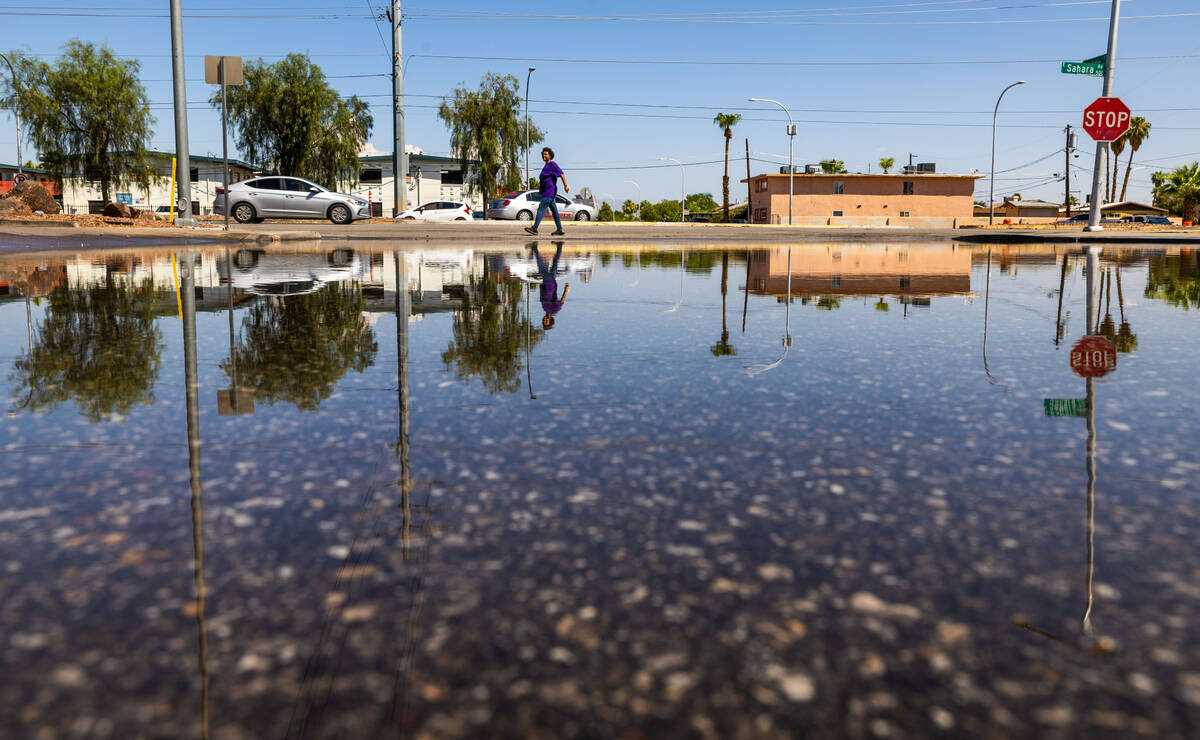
1085, 0, 1122, 232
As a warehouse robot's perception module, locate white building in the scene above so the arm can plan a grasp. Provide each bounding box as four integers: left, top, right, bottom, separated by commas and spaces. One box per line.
347, 153, 482, 216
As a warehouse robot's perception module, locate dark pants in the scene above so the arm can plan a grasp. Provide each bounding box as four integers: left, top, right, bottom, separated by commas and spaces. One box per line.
533, 196, 562, 231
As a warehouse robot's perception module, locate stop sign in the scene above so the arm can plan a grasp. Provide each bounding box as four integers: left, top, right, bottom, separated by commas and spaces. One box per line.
1070, 335, 1117, 378
1082, 97, 1131, 142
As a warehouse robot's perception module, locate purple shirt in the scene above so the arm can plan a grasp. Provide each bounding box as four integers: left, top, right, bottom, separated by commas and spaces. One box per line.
538, 160, 563, 198
539, 278, 564, 315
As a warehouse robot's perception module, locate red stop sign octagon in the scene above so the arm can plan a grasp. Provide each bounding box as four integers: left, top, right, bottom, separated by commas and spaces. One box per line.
1082, 97, 1131, 142
1071, 335, 1117, 378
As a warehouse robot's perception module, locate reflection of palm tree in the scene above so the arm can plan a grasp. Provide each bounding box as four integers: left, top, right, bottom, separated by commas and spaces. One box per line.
10, 274, 164, 420
1098, 268, 1117, 343
711, 251, 736, 356
222, 284, 377, 411
1113, 265, 1137, 352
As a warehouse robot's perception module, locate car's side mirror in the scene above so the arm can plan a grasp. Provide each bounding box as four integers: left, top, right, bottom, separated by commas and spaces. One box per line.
309, 187, 320, 193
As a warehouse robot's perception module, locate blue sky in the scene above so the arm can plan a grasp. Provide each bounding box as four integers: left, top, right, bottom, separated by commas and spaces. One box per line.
1, 1, 1198, 206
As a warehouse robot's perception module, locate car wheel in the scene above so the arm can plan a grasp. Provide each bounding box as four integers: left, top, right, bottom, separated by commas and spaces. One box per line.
455, 216, 467, 221
328, 204, 352, 225
402, 216, 416, 220
575, 211, 591, 221
329, 249, 353, 267
516, 210, 533, 221
234, 249, 259, 269
232, 203, 256, 224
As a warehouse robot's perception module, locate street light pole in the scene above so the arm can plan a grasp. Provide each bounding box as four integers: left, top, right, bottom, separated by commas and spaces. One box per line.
525, 67, 535, 190
1086, 0, 1122, 232
0, 53, 21, 175
624, 179, 640, 220
659, 157, 685, 222
749, 97, 795, 225
989, 80, 1027, 226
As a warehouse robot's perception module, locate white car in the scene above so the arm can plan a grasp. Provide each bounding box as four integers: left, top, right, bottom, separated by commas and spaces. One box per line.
396, 200, 473, 221
214, 176, 371, 225
485, 190, 599, 221
219, 249, 366, 296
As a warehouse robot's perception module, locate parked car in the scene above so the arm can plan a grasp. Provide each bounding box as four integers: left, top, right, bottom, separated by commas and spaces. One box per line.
1056, 212, 1121, 225
1120, 215, 1172, 225
485, 190, 599, 221
213, 176, 370, 225
396, 201, 472, 221
218, 248, 365, 296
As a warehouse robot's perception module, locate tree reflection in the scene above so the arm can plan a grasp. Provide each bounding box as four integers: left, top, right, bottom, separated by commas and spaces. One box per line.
221, 284, 377, 411
442, 272, 544, 394
10, 275, 163, 421
1144, 253, 1200, 309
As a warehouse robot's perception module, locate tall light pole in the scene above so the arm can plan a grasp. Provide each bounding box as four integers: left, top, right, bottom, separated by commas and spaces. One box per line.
749, 97, 795, 225
659, 157, 685, 221
169, 0, 196, 226
391, 1, 405, 217
624, 178, 640, 219
0, 53, 21, 175
525, 67, 535, 190
1086, 0, 1123, 232
989, 80, 1026, 226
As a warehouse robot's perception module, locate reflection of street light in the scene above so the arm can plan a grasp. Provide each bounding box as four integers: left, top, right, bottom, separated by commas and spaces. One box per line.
989, 80, 1027, 226
658, 157, 685, 221
746, 247, 792, 375
748, 97, 795, 225
624, 179, 640, 220
525, 67, 535, 189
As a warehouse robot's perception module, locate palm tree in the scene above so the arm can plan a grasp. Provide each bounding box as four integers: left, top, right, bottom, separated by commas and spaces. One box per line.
1108, 137, 1125, 203
713, 113, 741, 222
879, 157, 894, 174
1161, 162, 1200, 223
1118, 116, 1151, 203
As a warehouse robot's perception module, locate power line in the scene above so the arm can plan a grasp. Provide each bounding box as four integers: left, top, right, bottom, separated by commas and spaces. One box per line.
409, 52, 1200, 68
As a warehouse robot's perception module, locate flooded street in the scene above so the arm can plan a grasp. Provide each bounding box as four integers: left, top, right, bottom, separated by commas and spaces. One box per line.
1, 242, 1197, 738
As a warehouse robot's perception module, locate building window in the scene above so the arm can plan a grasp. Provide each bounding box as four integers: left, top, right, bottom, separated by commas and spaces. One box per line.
189, 167, 199, 182
900, 276, 911, 290
831, 276, 842, 289
361, 168, 383, 184
899, 211, 910, 217
832, 210, 843, 217
441, 169, 464, 186
903, 181, 914, 195
834, 181, 844, 195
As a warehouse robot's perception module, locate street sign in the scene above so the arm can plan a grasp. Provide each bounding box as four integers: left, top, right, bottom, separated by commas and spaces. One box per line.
1044, 398, 1087, 417
1082, 97, 1131, 142
1070, 335, 1117, 378
204, 56, 244, 85
12, 173, 28, 184
1062, 61, 1104, 76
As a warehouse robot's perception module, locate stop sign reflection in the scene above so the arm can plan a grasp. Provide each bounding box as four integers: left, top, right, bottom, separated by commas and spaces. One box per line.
1070, 335, 1117, 378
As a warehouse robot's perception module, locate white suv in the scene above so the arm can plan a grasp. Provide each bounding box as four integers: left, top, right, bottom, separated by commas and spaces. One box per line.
396, 201, 473, 221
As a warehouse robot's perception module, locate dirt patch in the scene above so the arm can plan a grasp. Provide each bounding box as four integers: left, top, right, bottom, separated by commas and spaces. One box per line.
3, 181, 60, 214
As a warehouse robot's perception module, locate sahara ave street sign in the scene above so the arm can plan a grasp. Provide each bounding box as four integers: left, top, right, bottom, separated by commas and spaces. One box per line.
1082, 97, 1131, 142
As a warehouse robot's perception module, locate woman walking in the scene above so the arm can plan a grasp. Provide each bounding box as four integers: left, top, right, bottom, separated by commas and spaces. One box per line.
525, 147, 568, 236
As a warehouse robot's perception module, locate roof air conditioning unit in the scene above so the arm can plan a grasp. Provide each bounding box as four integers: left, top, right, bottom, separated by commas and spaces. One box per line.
805, 164, 821, 174
779, 166, 790, 174
917, 162, 936, 173
903, 165, 918, 175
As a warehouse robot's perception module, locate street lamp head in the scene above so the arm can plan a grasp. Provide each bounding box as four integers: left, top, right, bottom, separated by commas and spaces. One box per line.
1017, 80, 1027, 85
528, 67, 536, 72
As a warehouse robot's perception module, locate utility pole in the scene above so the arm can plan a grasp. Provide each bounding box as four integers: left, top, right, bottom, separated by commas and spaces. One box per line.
1064, 124, 1073, 217
1086, 0, 1122, 232
390, 1, 406, 217
0, 54, 22, 175
169, 0, 195, 226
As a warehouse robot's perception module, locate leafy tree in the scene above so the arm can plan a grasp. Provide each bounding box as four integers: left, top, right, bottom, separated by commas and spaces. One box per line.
214, 53, 372, 190
442, 272, 544, 393
639, 200, 658, 222
222, 284, 377, 411
1158, 162, 1200, 222
622, 199, 638, 220
1144, 253, 1200, 309
439, 73, 545, 213
879, 157, 894, 174
10, 275, 163, 421
3, 41, 155, 203
598, 202, 614, 221
685, 192, 718, 215
713, 112, 741, 221
1117, 116, 1151, 202
820, 159, 847, 174
654, 199, 683, 222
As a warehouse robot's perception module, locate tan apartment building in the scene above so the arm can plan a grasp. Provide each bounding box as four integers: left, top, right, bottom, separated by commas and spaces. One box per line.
743, 172, 983, 228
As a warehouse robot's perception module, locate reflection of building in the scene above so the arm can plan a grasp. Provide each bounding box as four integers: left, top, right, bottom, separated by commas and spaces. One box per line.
743, 172, 981, 227
745, 245, 973, 299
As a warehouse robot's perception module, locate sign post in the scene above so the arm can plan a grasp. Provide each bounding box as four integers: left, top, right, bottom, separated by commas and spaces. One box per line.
205, 56, 243, 231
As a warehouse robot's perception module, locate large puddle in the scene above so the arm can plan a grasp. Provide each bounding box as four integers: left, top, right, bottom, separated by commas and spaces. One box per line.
1, 242, 1197, 738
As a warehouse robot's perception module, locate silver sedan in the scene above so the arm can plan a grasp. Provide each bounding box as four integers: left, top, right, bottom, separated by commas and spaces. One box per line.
214, 176, 371, 225
485, 189, 598, 221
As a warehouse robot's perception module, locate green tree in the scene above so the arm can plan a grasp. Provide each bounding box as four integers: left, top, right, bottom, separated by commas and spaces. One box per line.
1117, 116, 1151, 203
1150, 170, 1175, 211
3, 41, 155, 203
442, 272, 544, 394
820, 159, 847, 174
685, 192, 719, 215
213, 53, 372, 190
598, 202, 614, 221
10, 275, 163, 421
713, 112, 742, 221
1159, 162, 1200, 222
879, 157, 895, 174
639, 200, 658, 222
222, 284, 377, 411
654, 199, 683, 222
622, 199, 638, 220
438, 73, 545, 213
1144, 253, 1200, 309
